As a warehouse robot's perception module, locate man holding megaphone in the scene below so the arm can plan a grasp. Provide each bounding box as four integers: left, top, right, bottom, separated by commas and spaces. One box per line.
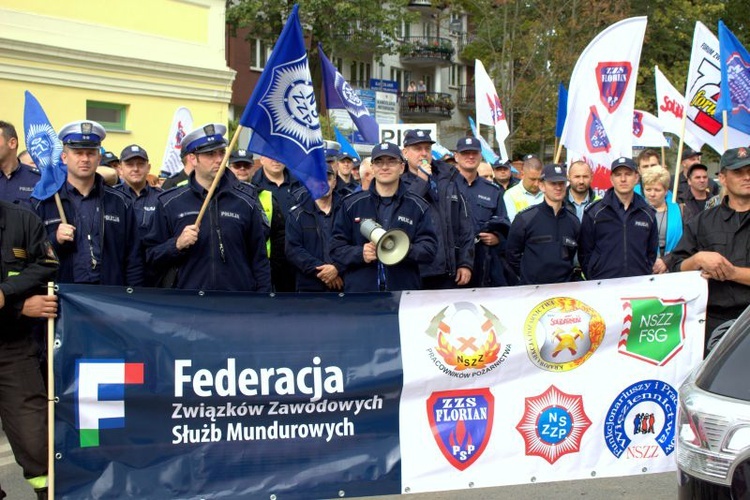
330, 142, 438, 292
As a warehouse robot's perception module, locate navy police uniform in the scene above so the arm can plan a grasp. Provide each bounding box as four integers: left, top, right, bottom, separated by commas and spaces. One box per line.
579, 158, 657, 280
506, 165, 581, 285
0, 163, 39, 206
330, 142, 437, 292
143, 124, 271, 292
0, 201, 58, 498
286, 187, 341, 292
454, 138, 510, 287
32, 121, 143, 286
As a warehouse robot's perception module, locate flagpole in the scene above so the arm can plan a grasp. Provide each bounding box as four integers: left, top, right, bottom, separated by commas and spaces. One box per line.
194, 126, 244, 229
54, 193, 67, 225
47, 281, 56, 500
661, 146, 666, 168
671, 110, 689, 204
554, 140, 564, 164
723, 111, 729, 151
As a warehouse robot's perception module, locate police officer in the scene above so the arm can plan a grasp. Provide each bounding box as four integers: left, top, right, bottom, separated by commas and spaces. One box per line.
286, 164, 343, 292
454, 136, 510, 287
100, 151, 120, 170
143, 123, 271, 291
330, 142, 437, 292
230, 149, 291, 293
579, 157, 657, 280
227, 149, 255, 183
506, 164, 581, 285
401, 129, 474, 289
32, 120, 143, 286
335, 152, 359, 194
0, 200, 59, 499
0, 121, 40, 206
504, 154, 544, 222
670, 146, 750, 347
492, 159, 518, 194
115, 144, 162, 231
251, 155, 302, 217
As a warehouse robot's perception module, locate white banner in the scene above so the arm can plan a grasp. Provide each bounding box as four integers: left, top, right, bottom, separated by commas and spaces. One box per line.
561, 17, 647, 191
160, 107, 193, 176
685, 22, 750, 154
475, 59, 510, 161
654, 66, 703, 151
398, 272, 707, 493
379, 123, 438, 146
633, 109, 668, 147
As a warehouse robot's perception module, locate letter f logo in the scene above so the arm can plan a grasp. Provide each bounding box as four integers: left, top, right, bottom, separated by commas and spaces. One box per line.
76, 360, 144, 447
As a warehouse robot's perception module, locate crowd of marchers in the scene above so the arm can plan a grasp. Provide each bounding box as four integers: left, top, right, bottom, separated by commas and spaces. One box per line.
2, 117, 750, 496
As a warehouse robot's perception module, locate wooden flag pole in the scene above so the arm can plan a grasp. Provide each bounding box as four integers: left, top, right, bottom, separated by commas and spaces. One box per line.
54, 193, 67, 225
661, 146, 666, 168
723, 111, 729, 151
47, 282, 56, 499
553, 140, 564, 164
194, 126, 244, 229
671, 108, 689, 204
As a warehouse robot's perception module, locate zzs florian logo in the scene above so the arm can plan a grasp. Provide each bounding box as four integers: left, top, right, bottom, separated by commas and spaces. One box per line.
425, 302, 511, 378
524, 297, 605, 371
76, 359, 144, 447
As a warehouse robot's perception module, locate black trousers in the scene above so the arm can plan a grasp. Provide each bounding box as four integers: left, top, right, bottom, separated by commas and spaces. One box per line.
0, 337, 47, 490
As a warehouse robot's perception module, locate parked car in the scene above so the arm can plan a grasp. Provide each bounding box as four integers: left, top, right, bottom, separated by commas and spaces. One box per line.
677, 305, 750, 499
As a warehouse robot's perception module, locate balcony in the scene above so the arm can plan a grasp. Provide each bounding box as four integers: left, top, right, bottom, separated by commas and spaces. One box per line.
455, 32, 474, 60
456, 85, 475, 111
407, 0, 445, 12
399, 91, 454, 122
398, 36, 454, 67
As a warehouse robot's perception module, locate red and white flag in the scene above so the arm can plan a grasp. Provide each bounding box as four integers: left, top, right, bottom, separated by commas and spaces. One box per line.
632, 110, 668, 147
161, 107, 193, 176
475, 59, 510, 161
560, 17, 647, 192
654, 65, 703, 151
685, 22, 750, 154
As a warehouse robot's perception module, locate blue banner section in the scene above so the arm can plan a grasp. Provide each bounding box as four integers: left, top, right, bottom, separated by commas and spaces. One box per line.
55, 285, 403, 499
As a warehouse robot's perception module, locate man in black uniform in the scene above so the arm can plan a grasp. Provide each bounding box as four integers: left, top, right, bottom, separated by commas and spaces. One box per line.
0, 200, 59, 499
0, 121, 40, 206
670, 146, 750, 347
143, 123, 271, 291
506, 164, 581, 285
32, 120, 143, 286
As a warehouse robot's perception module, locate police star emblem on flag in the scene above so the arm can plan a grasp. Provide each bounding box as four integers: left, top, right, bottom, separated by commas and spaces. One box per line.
259, 55, 323, 154
426, 389, 494, 470
335, 73, 368, 118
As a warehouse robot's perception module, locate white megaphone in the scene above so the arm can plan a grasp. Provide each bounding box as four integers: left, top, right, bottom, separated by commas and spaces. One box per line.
359, 219, 410, 266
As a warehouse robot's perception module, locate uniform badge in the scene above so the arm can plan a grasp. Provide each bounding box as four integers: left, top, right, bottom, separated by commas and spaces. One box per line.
618, 297, 686, 366
596, 62, 632, 113
603, 380, 678, 459
12, 248, 28, 260
260, 55, 322, 153
524, 297, 605, 372
585, 105, 612, 153
516, 385, 591, 464
426, 389, 494, 470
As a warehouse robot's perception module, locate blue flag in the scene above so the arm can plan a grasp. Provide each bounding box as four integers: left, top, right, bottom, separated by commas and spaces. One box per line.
716, 20, 750, 135
24, 91, 66, 201
555, 83, 568, 138
468, 116, 500, 164
333, 127, 360, 160
431, 141, 452, 161
318, 44, 380, 144
239, 5, 328, 199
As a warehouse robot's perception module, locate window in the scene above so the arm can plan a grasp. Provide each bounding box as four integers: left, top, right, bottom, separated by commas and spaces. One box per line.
250, 39, 270, 71
86, 101, 127, 131
334, 57, 343, 73
450, 64, 464, 88
400, 21, 411, 40
391, 68, 403, 90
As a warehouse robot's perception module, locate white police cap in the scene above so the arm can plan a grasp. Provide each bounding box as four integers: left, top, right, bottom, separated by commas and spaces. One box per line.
58, 120, 107, 149
181, 123, 228, 157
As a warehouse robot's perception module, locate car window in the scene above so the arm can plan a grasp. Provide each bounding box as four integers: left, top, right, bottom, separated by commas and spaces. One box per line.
697, 311, 750, 401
